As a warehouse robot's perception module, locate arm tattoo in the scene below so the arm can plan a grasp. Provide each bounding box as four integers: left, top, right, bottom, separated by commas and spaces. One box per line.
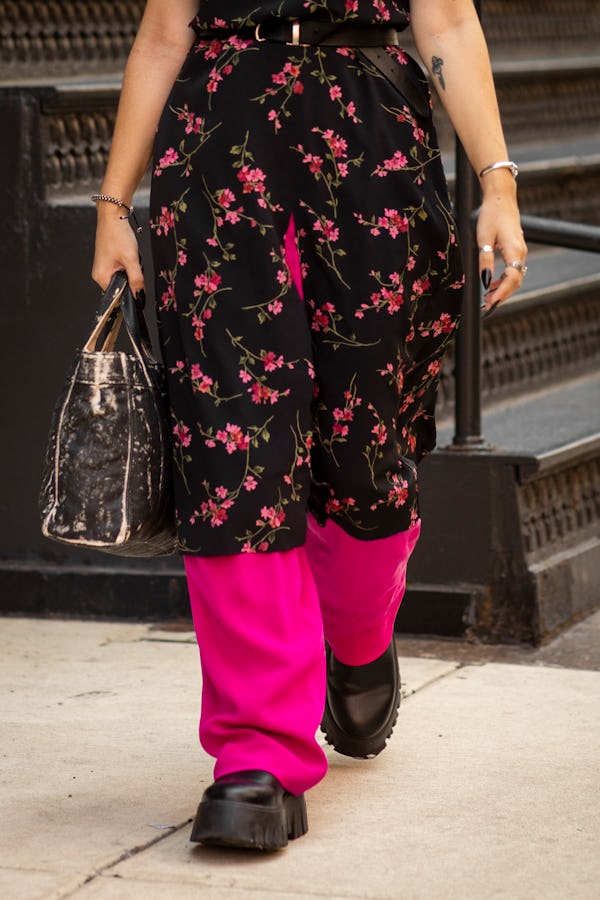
431, 56, 446, 91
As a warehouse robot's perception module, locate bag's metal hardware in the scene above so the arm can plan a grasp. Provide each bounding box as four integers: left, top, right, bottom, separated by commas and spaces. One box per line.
254, 24, 265, 42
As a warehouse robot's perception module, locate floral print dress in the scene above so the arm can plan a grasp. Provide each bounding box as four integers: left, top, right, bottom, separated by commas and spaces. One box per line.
149, 0, 464, 555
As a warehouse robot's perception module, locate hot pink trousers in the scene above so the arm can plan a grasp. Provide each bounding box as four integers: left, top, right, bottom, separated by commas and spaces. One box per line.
184, 516, 420, 796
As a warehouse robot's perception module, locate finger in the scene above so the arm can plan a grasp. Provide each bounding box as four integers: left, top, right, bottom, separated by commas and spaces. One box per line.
123, 261, 146, 298
92, 255, 145, 296
481, 267, 523, 316
91, 267, 113, 292
477, 241, 495, 289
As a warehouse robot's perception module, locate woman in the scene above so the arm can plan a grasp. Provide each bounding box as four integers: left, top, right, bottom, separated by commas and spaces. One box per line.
92, 0, 526, 851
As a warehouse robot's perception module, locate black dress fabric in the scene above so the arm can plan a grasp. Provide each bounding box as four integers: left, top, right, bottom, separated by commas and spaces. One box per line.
192, 1, 411, 29
149, 2, 464, 555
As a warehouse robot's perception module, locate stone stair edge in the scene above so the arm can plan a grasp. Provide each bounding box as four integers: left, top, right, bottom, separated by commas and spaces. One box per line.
436, 371, 600, 466
1, 48, 599, 93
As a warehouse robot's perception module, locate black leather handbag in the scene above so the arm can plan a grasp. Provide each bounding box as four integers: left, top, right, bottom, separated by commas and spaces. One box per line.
39, 271, 177, 557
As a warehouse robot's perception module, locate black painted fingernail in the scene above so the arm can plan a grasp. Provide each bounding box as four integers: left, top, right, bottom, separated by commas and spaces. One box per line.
135, 289, 146, 309
482, 297, 501, 320
481, 268, 492, 290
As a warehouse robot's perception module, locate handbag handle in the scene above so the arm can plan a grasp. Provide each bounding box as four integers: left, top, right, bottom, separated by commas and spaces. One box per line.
84, 271, 159, 384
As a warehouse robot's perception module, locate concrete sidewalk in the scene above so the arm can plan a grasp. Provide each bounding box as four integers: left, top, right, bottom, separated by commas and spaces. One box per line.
1, 616, 599, 900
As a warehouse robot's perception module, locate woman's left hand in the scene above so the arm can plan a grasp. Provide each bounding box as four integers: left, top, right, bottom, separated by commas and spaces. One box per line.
476, 183, 528, 316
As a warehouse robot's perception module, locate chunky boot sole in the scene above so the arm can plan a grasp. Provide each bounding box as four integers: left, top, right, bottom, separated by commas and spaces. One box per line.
321, 650, 401, 759
190, 792, 308, 851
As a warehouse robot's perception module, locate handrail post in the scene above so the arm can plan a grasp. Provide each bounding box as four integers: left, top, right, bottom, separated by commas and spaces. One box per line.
452, 0, 485, 447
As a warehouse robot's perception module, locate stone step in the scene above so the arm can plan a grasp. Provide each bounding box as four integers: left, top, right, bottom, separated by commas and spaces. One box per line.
1, 0, 598, 78
436, 246, 600, 421
0, 0, 143, 78
431, 55, 600, 155
480, 0, 600, 61
444, 137, 600, 227
402, 371, 600, 642
30, 81, 600, 233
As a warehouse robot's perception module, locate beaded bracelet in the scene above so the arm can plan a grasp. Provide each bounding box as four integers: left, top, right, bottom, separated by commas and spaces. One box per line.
479, 161, 519, 180
91, 193, 142, 233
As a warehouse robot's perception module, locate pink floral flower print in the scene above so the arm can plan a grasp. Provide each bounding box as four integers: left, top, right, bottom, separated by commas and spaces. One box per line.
173, 423, 191, 448
214, 188, 244, 224
154, 147, 179, 177
159, 280, 176, 312
257, 506, 286, 529
319, 128, 348, 160
200, 496, 235, 528
354, 208, 409, 238
302, 153, 324, 175
236, 165, 266, 197
207, 66, 223, 93
411, 276, 432, 300
153, 206, 175, 236
371, 421, 388, 446
261, 350, 285, 372
378, 209, 409, 238
311, 302, 336, 333
176, 104, 204, 135
372, 0, 391, 21
325, 496, 357, 516
194, 270, 222, 295
432, 312, 456, 336
370, 473, 409, 511
190, 364, 214, 394
230, 133, 283, 213
196, 38, 224, 61
313, 218, 340, 244
373, 149, 408, 178
214, 423, 251, 455
249, 382, 288, 405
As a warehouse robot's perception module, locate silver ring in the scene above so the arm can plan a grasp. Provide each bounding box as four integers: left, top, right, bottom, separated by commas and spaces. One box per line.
507, 260, 528, 275
478, 244, 494, 253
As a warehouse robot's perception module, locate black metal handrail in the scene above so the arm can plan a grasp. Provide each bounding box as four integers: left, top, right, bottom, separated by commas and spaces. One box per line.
518, 215, 600, 254
451, 0, 600, 448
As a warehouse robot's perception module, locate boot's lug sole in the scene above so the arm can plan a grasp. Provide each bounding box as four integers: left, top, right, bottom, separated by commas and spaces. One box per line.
190, 792, 308, 851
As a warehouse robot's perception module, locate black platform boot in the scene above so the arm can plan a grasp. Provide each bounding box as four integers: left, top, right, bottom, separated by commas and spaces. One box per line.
190, 769, 308, 851
321, 640, 400, 758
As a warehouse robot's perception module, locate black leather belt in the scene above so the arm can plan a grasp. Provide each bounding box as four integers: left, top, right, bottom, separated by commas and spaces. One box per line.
194, 19, 431, 119
253, 21, 399, 47
195, 21, 399, 47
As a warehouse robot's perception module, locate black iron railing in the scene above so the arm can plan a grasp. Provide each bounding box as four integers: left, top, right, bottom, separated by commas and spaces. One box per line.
452, 0, 484, 447
451, 0, 600, 447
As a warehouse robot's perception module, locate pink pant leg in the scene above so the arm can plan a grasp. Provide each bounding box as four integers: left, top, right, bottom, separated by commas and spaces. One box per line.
184, 548, 327, 796
305, 515, 421, 666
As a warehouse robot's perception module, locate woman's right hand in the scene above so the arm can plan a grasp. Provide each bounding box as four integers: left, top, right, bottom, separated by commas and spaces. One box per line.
91, 205, 146, 296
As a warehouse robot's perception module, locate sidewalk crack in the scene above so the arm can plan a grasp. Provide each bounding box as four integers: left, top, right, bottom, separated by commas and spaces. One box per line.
401, 661, 465, 700
58, 819, 192, 898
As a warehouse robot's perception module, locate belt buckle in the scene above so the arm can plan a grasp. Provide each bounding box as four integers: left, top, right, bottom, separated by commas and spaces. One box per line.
287, 20, 302, 46
255, 18, 306, 47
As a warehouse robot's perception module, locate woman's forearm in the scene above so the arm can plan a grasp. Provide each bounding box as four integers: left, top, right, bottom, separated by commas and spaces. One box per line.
92, 1, 196, 292
410, 0, 526, 312
100, 12, 196, 203
410, 1, 513, 194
